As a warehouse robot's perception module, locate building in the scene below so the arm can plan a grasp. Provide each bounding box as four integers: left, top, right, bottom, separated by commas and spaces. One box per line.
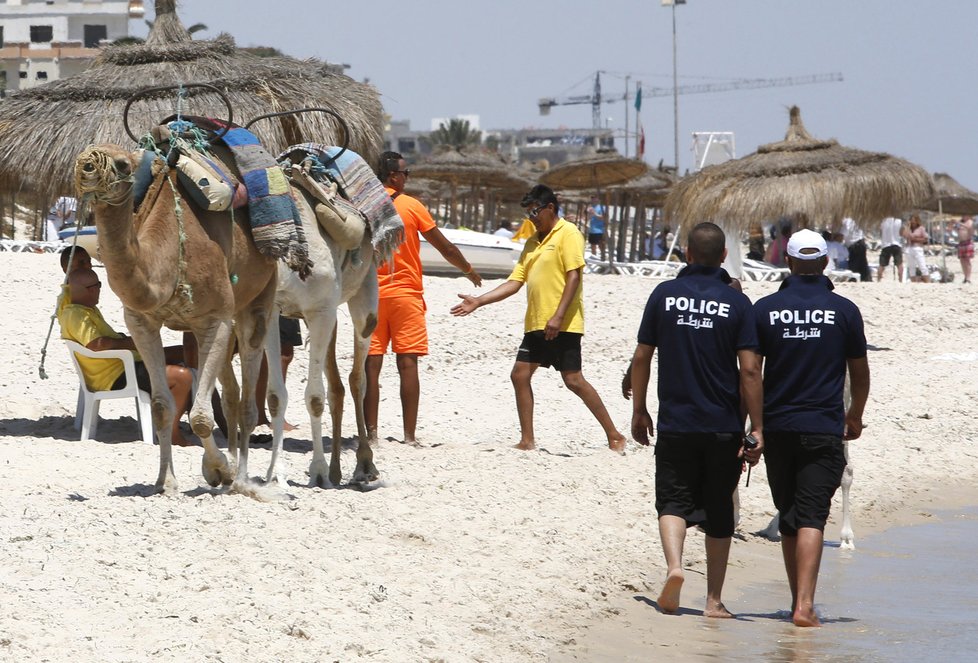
0, 0, 144, 96
383, 115, 615, 168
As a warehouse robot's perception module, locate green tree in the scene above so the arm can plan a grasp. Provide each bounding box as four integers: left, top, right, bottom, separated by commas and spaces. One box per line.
429, 118, 481, 150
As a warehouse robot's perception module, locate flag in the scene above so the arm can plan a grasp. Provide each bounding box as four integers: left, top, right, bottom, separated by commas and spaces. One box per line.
634, 85, 642, 112
638, 122, 646, 160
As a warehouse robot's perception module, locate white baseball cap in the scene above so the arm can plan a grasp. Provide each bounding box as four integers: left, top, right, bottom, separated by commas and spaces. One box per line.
786, 229, 828, 259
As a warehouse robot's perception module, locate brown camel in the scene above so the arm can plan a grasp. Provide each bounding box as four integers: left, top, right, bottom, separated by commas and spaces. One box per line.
74, 144, 281, 495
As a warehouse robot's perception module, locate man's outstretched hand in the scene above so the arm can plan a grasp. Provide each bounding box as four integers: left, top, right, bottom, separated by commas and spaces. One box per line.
451, 294, 480, 317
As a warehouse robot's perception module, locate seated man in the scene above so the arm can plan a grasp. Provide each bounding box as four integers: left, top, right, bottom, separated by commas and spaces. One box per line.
59, 268, 195, 446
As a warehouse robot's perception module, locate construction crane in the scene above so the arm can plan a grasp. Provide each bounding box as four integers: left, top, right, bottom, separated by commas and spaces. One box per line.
538, 71, 844, 129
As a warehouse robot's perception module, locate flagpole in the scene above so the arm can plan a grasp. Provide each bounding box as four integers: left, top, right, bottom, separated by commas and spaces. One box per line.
634, 81, 642, 160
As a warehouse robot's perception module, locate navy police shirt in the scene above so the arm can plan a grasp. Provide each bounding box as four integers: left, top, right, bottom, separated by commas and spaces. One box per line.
752, 275, 867, 436
637, 264, 758, 433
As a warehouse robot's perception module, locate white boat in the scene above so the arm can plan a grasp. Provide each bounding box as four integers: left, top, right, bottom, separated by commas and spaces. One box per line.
420, 228, 524, 278
58, 225, 99, 258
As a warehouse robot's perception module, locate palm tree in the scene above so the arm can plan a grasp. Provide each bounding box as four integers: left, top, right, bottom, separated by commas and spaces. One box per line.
429, 118, 482, 150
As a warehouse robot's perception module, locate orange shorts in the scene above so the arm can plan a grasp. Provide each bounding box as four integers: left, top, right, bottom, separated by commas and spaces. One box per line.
369, 295, 428, 356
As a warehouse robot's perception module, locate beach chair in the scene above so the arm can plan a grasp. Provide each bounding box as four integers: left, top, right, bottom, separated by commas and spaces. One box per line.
741, 258, 790, 282
64, 340, 153, 445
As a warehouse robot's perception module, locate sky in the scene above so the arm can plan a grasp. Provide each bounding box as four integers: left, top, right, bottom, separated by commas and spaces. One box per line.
141, 1, 978, 189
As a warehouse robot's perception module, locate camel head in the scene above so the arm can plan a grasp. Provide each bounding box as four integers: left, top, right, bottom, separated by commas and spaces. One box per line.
74, 144, 139, 206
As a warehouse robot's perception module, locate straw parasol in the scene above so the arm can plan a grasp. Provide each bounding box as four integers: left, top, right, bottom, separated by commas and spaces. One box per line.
919, 172, 978, 216
610, 168, 676, 206
539, 150, 649, 190
410, 146, 526, 190
665, 106, 935, 231
0, 0, 383, 209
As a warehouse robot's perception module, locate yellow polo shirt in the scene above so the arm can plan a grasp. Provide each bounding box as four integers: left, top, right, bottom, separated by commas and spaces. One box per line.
508, 218, 586, 333
59, 303, 134, 392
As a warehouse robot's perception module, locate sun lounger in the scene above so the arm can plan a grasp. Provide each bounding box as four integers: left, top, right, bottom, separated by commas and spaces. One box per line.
741, 258, 790, 282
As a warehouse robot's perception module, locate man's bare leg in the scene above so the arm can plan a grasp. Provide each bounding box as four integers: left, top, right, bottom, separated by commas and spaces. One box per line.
167, 365, 195, 447
561, 370, 626, 453
780, 533, 799, 613
364, 354, 383, 441
657, 514, 686, 613
791, 527, 825, 627
511, 361, 538, 450
395, 353, 420, 446
704, 535, 734, 618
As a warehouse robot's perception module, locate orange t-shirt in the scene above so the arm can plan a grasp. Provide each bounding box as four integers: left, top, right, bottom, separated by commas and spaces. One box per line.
379, 187, 436, 298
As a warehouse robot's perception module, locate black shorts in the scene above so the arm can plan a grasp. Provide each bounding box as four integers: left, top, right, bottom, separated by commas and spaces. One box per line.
764, 432, 846, 536
516, 331, 583, 371
879, 244, 903, 267
111, 360, 152, 392
280, 316, 302, 347
654, 432, 744, 538
587, 232, 604, 246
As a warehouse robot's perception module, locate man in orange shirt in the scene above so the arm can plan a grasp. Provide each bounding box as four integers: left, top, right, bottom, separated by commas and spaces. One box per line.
365, 151, 483, 446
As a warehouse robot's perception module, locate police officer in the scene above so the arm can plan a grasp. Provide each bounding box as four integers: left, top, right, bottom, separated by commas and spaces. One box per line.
630, 221, 764, 619
752, 228, 870, 627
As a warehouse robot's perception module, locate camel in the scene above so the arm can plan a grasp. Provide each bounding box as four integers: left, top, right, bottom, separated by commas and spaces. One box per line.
74, 144, 282, 495
252, 182, 379, 487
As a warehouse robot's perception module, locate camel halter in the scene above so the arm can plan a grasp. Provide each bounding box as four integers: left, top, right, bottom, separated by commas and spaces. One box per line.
74, 146, 136, 208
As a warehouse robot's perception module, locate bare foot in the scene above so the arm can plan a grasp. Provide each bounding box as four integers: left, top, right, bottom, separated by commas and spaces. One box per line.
401, 437, 422, 448
282, 420, 297, 432
657, 570, 684, 613
792, 608, 821, 627
608, 433, 627, 455
514, 440, 536, 451
257, 418, 297, 431
703, 599, 734, 619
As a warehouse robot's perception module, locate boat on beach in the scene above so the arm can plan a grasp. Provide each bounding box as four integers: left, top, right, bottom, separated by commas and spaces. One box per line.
420, 228, 524, 278
57, 225, 98, 257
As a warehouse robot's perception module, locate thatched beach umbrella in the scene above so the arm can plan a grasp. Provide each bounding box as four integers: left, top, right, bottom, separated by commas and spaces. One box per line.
665, 106, 934, 233
0, 0, 382, 210
539, 151, 649, 190
920, 172, 978, 216
409, 147, 526, 228
609, 169, 676, 260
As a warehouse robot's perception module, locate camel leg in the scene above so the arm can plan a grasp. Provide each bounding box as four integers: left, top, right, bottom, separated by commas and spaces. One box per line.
839, 441, 855, 550
325, 325, 347, 486
191, 319, 233, 487
305, 308, 338, 487
125, 312, 177, 494
264, 313, 288, 484
219, 359, 240, 459
347, 280, 380, 485
232, 304, 271, 486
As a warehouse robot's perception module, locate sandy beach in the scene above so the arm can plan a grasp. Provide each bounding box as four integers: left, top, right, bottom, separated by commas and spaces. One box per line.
1, 250, 976, 662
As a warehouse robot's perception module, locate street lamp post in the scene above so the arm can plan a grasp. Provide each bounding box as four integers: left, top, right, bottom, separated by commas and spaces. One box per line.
663, 0, 685, 173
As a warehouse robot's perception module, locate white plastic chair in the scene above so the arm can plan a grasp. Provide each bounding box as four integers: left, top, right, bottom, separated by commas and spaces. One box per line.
64, 340, 154, 445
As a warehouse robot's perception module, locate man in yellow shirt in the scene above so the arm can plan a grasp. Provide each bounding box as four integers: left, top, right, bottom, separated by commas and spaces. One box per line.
59, 268, 194, 446
452, 184, 626, 452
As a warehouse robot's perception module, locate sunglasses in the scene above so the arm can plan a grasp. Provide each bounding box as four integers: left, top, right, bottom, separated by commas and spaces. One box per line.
526, 203, 549, 218
392, 169, 411, 177
86, 281, 102, 290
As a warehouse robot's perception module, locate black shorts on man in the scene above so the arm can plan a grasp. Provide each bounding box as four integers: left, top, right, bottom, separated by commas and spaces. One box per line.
587, 232, 603, 246
763, 432, 846, 536
879, 244, 903, 267
279, 316, 302, 347
516, 331, 582, 371
111, 360, 153, 392
654, 432, 744, 538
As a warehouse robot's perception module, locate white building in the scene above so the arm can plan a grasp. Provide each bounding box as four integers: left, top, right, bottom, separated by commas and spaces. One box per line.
0, 0, 144, 96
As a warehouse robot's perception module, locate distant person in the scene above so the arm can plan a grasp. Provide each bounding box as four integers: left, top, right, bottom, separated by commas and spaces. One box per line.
59, 268, 194, 446
877, 216, 904, 282
630, 221, 763, 619
901, 214, 931, 282
45, 195, 77, 241
493, 220, 515, 239
451, 184, 627, 453
752, 229, 870, 627
955, 216, 973, 283
826, 232, 848, 270
366, 151, 483, 446
765, 219, 792, 267
841, 217, 871, 282
747, 221, 766, 261
585, 194, 607, 260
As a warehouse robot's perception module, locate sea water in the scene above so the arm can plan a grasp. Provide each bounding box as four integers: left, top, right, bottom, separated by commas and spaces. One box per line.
742, 506, 978, 662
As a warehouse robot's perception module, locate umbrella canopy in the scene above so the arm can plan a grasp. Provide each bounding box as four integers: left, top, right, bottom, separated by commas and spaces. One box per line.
409, 147, 526, 190
665, 106, 935, 231
0, 0, 383, 207
609, 168, 676, 206
539, 151, 649, 190
919, 172, 978, 216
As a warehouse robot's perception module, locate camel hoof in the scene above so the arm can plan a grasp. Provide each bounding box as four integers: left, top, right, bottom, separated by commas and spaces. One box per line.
265, 470, 285, 486
202, 452, 232, 488
309, 458, 333, 489
353, 460, 380, 485
839, 537, 855, 551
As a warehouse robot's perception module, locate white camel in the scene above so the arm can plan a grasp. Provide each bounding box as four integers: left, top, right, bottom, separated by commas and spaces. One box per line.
250, 153, 400, 488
